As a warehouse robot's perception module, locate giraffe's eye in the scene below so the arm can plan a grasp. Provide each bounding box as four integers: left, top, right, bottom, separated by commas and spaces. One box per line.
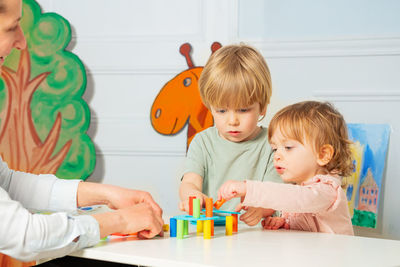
183, 77, 192, 87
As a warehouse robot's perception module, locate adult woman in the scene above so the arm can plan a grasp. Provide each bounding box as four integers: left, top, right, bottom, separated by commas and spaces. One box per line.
0, 0, 164, 262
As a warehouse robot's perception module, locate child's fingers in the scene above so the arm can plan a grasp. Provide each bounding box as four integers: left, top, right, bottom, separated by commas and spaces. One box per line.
271, 219, 281, 230
218, 186, 229, 200
234, 203, 244, 212
217, 183, 227, 200
245, 216, 260, 226
178, 201, 185, 211
200, 194, 209, 207
284, 222, 290, 230
178, 201, 189, 212
263, 216, 272, 226
217, 190, 222, 201
263, 217, 273, 230
218, 181, 238, 201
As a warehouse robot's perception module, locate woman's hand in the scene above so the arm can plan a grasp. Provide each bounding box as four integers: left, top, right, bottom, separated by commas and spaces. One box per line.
77, 182, 163, 218
93, 202, 164, 239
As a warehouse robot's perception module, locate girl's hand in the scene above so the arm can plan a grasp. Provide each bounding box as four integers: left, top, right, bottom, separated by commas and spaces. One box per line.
262, 216, 289, 230
217, 180, 247, 201
237, 206, 265, 226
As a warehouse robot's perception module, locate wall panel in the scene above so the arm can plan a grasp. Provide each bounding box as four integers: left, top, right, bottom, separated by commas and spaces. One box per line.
36, 0, 400, 238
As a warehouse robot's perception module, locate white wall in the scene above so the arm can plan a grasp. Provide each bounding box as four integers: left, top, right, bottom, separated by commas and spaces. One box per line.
38, 0, 400, 240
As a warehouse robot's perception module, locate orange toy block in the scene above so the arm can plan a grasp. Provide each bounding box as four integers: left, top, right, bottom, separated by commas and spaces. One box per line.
205, 197, 213, 217
214, 198, 226, 209
111, 232, 137, 236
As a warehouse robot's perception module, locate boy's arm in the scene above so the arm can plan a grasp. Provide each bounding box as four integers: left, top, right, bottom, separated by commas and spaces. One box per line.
179, 172, 206, 212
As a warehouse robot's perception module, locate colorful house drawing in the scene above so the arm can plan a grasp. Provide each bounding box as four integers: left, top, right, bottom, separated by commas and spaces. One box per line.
346, 123, 390, 228
358, 169, 379, 213
344, 141, 364, 217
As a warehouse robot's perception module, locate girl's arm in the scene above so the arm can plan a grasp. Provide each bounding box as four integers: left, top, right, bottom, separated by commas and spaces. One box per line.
242, 179, 338, 214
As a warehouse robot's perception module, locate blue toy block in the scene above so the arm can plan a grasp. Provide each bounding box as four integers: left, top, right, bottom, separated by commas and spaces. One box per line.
170, 217, 177, 237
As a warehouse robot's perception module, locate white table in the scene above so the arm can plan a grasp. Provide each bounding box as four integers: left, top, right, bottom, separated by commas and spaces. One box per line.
69, 224, 400, 267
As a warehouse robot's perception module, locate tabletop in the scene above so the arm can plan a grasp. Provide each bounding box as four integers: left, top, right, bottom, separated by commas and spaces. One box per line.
69, 223, 400, 267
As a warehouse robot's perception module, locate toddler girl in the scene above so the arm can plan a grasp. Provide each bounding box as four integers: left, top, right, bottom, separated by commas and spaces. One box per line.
218, 101, 354, 235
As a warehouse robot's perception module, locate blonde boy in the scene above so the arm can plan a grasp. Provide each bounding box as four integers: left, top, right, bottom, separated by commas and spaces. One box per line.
179, 44, 281, 226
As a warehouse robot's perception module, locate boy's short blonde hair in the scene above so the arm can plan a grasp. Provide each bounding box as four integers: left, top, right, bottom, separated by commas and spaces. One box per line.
268, 101, 354, 177
199, 43, 272, 112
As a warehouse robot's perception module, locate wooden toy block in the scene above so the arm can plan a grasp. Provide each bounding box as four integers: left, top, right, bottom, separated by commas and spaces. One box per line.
225, 215, 233, 235
170, 198, 240, 239
189, 196, 196, 216
110, 232, 137, 236
205, 197, 213, 217
177, 220, 184, 239
197, 220, 203, 235
214, 198, 226, 209
184, 220, 189, 236
232, 214, 238, 233
204, 220, 211, 239
193, 198, 200, 218
163, 224, 169, 232
170, 218, 177, 237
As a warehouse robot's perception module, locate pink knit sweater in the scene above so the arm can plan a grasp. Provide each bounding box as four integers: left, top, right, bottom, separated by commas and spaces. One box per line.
242, 175, 354, 235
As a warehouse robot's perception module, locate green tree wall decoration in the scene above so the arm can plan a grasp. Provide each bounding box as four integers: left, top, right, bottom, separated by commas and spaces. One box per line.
0, 0, 95, 180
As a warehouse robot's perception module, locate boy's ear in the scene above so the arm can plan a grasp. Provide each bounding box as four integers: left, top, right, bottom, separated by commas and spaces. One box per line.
260, 105, 267, 116
317, 144, 334, 166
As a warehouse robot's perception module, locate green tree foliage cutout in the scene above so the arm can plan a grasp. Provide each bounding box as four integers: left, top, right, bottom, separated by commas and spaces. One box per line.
0, 0, 95, 180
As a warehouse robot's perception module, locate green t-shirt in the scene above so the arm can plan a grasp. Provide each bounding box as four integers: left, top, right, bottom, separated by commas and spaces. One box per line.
183, 126, 282, 211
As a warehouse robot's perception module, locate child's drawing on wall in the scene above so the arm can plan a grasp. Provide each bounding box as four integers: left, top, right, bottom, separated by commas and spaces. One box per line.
344, 124, 390, 228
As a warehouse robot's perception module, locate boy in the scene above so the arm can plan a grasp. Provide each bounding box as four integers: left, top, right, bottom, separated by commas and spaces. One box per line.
179, 44, 281, 226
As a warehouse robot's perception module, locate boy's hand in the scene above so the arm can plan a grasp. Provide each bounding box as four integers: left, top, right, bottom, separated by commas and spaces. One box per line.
262, 216, 289, 230
179, 172, 204, 213
217, 180, 247, 201
179, 191, 208, 212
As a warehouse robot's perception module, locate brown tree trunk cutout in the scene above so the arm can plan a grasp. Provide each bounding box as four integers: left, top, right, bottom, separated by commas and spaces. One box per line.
0, 48, 72, 173
0, 48, 72, 266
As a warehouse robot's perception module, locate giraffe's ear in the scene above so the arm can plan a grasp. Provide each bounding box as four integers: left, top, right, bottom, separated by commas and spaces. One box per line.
211, 42, 222, 54
180, 43, 194, 68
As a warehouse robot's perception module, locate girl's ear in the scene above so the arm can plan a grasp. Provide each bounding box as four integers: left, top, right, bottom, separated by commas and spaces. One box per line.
317, 144, 334, 166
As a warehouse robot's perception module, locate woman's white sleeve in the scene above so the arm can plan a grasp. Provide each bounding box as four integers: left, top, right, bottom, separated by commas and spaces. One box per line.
0, 187, 100, 262
1, 157, 81, 212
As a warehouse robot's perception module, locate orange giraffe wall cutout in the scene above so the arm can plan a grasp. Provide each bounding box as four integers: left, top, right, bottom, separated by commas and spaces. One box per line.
151, 42, 221, 150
